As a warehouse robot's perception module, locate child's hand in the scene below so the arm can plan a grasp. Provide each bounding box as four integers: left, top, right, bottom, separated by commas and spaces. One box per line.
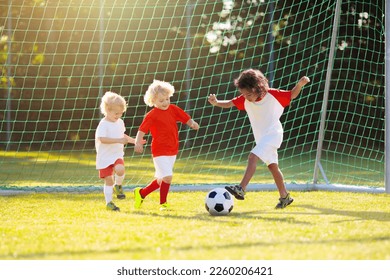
208, 94, 218, 106
191, 121, 199, 130
299, 76, 310, 87
187, 119, 199, 130
134, 142, 144, 153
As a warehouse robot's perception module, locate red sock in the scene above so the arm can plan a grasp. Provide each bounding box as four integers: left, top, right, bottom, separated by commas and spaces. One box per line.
160, 181, 171, 204
140, 179, 160, 198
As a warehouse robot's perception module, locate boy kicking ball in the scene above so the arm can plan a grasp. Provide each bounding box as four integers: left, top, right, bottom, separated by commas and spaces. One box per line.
208, 69, 310, 208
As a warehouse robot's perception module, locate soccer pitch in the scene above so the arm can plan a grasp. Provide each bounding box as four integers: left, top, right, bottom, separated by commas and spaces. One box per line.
1, 190, 389, 260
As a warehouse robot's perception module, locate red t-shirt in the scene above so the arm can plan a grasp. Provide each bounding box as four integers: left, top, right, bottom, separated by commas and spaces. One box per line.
139, 104, 191, 157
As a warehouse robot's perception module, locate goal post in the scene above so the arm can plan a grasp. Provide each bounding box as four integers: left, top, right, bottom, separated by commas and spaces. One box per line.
313, 0, 342, 186
386, 0, 390, 194
0, 0, 386, 193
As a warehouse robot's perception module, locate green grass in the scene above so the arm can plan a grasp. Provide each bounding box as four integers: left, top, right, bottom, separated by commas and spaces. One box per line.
1, 190, 389, 260
0, 150, 312, 188
0, 150, 384, 188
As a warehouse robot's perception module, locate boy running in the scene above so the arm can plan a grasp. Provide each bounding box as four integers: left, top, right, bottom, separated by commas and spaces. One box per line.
134, 80, 199, 210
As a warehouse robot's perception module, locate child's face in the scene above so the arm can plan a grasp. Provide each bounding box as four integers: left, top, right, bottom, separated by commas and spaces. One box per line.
240, 88, 261, 102
105, 105, 124, 122
153, 93, 170, 110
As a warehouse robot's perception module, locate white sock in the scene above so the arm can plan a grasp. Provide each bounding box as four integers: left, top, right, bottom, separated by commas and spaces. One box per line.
104, 185, 113, 204
115, 174, 125, 186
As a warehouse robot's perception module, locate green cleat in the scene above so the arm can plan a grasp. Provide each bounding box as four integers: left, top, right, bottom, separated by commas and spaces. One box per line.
106, 201, 120, 211
114, 184, 126, 199
159, 202, 170, 211
275, 193, 294, 209
134, 187, 144, 209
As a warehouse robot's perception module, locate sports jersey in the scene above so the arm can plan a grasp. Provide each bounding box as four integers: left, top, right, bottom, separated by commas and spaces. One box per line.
232, 88, 292, 148
95, 118, 126, 169
139, 104, 191, 157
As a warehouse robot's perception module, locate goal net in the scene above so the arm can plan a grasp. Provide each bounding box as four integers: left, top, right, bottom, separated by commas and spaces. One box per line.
0, 0, 385, 191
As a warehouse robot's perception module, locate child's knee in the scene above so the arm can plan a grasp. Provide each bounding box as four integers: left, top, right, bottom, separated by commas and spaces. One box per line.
268, 163, 281, 174
114, 164, 125, 176
248, 153, 260, 163
161, 176, 172, 184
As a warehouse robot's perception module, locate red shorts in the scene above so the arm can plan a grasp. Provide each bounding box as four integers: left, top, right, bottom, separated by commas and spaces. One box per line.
98, 158, 125, 179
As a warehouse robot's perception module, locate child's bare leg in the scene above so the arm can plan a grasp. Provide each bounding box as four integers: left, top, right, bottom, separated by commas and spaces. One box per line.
114, 164, 125, 177
104, 175, 114, 186
267, 163, 288, 198
239, 153, 259, 191
157, 176, 172, 185
114, 164, 125, 185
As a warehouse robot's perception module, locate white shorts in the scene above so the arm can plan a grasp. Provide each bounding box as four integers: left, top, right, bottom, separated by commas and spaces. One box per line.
153, 155, 177, 179
251, 143, 279, 166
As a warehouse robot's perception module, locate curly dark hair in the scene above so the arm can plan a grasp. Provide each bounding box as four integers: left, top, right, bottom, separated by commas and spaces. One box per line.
234, 69, 269, 99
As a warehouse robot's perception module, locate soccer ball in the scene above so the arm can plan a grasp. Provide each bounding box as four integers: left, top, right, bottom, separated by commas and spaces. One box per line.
205, 188, 234, 216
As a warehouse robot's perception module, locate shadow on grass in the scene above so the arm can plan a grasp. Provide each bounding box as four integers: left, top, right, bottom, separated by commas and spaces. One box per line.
295, 205, 390, 222
130, 208, 311, 225
3, 234, 389, 260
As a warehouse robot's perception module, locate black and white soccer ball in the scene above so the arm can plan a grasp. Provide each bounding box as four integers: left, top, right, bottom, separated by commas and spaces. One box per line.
205, 188, 234, 216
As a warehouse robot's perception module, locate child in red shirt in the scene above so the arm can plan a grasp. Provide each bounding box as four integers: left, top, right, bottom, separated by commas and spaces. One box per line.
134, 80, 199, 210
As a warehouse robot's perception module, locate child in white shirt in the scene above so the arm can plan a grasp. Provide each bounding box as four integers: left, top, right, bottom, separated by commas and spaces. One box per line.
95, 91, 141, 211
208, 69, 310, 209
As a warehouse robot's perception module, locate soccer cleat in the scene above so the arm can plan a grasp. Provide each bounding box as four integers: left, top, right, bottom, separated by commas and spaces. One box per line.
275, 193, 294, 209
159, 202, 170, 211
114, 184, 126, 199
225, 185, 245, 200
134, 187, 144, 209
106, 201, 120, 211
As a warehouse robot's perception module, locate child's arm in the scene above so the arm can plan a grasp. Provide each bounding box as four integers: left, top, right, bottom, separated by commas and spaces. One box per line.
134, 131, 146, 153
125, 135, 135, 144
291, 76, 310, 99
186, 119, 199, 130
99, 136, 129, 145
125, 134, 146, 145
208, 94, 234, 108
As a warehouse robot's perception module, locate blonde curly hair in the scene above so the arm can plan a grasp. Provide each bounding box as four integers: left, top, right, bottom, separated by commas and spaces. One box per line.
100, 91, 127, 116
144, 80, 174, 107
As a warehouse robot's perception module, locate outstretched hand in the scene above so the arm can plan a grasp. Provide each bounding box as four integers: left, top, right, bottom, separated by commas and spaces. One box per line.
299, 76, 310, 87
124, 134, 146, 145
208, 94, 218, 106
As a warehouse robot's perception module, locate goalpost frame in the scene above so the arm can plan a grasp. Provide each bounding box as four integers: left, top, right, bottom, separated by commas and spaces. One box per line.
386, 0, 390, 194
0, 1, 387, 193
313, 0, 388, 193
5, 0, 12, 151
312, 0, 342, 185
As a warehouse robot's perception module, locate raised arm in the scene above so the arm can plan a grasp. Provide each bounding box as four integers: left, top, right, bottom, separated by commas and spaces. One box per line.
291, 76, 310, 100
208, 94, 234, 108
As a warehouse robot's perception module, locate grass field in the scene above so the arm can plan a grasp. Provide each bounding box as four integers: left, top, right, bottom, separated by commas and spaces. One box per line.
1, 190, 389, 260
0, 150, 385, 188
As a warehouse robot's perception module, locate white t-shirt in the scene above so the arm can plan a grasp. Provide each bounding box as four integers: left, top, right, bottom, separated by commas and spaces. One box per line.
232, 88, 292, 148
95, 118, 126, 169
